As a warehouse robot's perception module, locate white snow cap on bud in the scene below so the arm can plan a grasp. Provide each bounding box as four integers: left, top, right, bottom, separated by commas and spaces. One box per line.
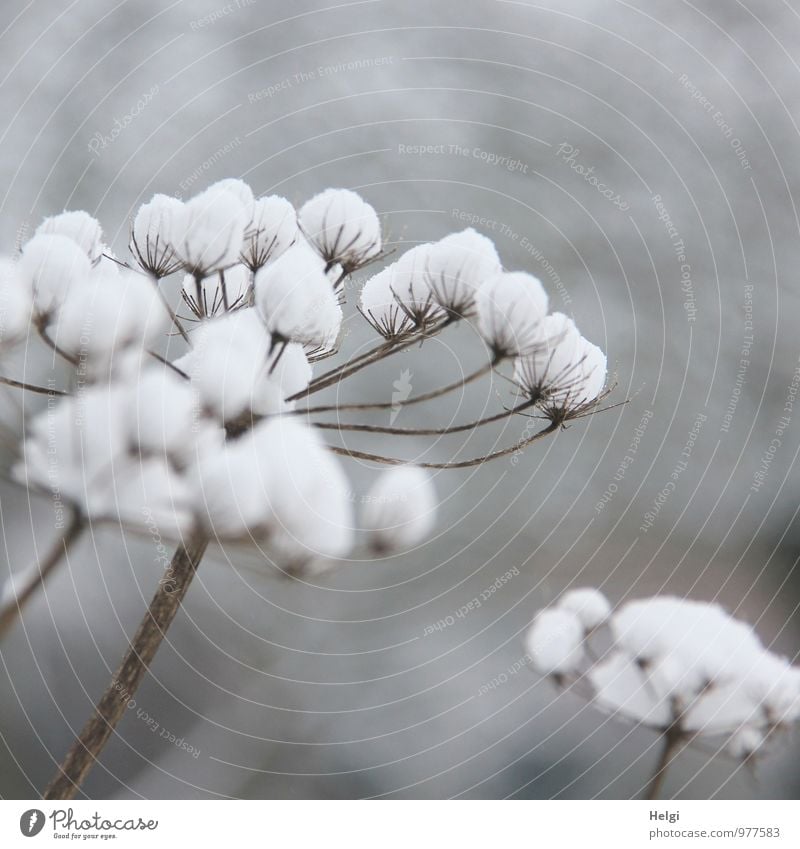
255, 240, 342, 348
359, 264, 415, 339
572, 337, 608, 407
15, 384, 194, 535
171, 187, 247, 275
426, 228, 501, 315
183, 308, 310, 422
513, 312, 581, 402
18, 234, 91, 317
299, 188, 382, 271
36, 210, 104, 262
207, 178, 256, 225
0, 258, 33, 347
182, 264, 250, 318
362, 466, 437, 553
476, 271, 549, 357
390, 244, 443, 327
131, 193, 184, 276
525, 607, 585, 677
558, 588, 611, 631
50, 268, 167, 375
195, 416, 354, 563
242, 195, 298, 271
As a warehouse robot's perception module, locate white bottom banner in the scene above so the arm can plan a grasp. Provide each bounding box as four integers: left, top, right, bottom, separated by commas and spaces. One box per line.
0, 800, 798, 847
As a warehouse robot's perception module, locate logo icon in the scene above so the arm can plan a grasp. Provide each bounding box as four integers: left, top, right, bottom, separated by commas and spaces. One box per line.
390, 369, 413, 424
19, 809, 45, 837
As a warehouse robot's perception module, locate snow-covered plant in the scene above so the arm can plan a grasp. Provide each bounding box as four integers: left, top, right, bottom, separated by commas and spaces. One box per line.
0, 179, 610, 800
526, 591, 800, 798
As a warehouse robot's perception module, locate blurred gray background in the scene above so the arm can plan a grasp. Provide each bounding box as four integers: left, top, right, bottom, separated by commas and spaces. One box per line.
1, 0, 799, 799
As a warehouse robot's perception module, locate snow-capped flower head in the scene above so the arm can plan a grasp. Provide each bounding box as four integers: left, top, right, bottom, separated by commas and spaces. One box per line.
207, 178, 256, 228
475, 271, 548, 359
389, 244, 443, 328
130, 193, 184, 277
527, 591, 800, 765
182, 263, 250, 319
358, 264, 416, 339
513, 312, 581, 403
195, 416, 354, 566
241, 195, 298, 271
362, 466, 437, 554
571, 337, 608, 407
36, 210, 104, 263
171, 187, 247, 276
123, 366, 222, 469
49, 267, 168, 378
0, 258, 33, 348
525, 607, 585, 678
180, 307, 311, 424
426, 228, 501, 317
255, 240, 342, 349
14, 383, 194, 535
557, 587, 611, 631
299, 188, 382, 274
17, 234, 91, 319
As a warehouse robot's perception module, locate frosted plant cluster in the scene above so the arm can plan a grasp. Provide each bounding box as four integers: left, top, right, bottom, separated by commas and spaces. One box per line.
527, 590, 800, 766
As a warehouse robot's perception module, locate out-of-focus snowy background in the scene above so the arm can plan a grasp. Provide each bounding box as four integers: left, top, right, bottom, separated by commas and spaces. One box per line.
1, 0, 799, 799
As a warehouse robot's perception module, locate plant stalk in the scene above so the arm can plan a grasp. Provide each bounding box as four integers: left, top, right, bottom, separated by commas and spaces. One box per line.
644, 725, 684, 801
43, 532, 208, 800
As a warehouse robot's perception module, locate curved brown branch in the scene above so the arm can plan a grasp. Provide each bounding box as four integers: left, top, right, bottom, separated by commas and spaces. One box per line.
43, 532, 208, 800
326, 420, 559, 468
0, 375, 67, 396
312, 399, 533, 437
0, 511, 84, 639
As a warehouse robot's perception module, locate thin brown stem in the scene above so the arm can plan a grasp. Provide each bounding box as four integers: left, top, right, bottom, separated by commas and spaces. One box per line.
644, 725, 684, 801
43, 532, 209, 800
153, 279, 190, 343
36, 323, 79, 366
312, 399, 533, 436
303, 359, 497, 415
0, 375, 67, 396
326, 420, 559, 468
0, 512, 84, 640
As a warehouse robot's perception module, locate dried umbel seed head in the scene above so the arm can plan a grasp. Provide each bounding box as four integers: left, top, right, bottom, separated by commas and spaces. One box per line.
131, 193, 185, 277
513, 312, 582, 402
358, 265, 416, 340
299, 188, 382, 273
426, 228, 501, 317
389, 244, 444, 329
17, 233, 92, 319
181, 264, 250, 319
36, 210, 104, 263
362, 466, 437, 553
475, 271, 549, 359
171, 187, 247, 276
241, 195, 298, 271
525, 607, 585, 677
255, 240, 342, 349
207, 178, 256, 228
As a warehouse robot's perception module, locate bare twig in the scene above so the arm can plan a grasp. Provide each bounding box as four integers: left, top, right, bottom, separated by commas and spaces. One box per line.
326, 420, 559, 468
0, 375, 67, 396
43, 532, 209, 800
644, 724, 684, 801
0, 511, 84, 639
